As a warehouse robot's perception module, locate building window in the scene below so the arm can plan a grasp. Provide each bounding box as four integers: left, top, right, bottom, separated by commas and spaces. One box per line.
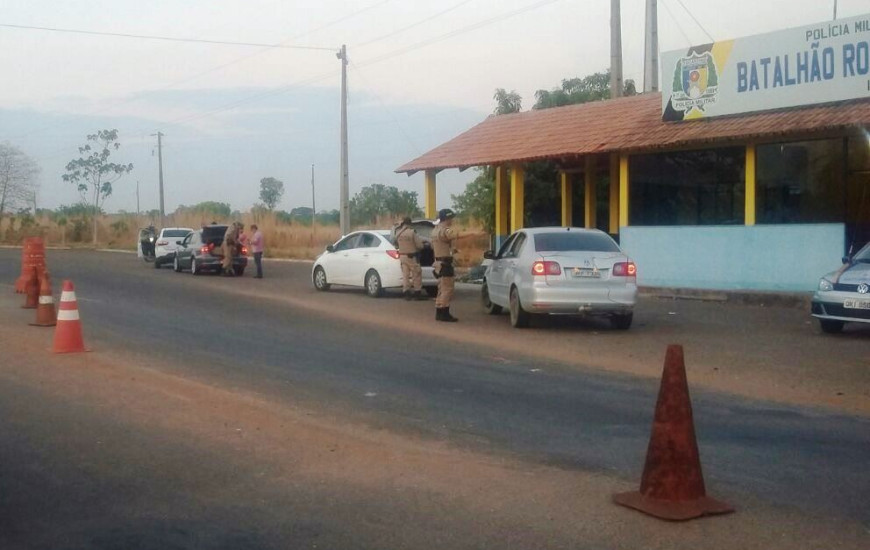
756, 139, 844, 224
629, 147, 745, 226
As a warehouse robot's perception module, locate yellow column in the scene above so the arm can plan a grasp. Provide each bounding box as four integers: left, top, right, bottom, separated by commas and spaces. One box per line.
584, 155, 596, 229
619, 154, 630, 228
560, 171, 573, 227
495, 165, 509, 241
424, 170, 437, 219
510, 164, 525, 232
609, 153, 619, 234
745, 144, 756, 226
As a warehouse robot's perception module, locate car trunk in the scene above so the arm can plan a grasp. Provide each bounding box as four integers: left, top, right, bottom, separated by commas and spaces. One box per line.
538, 252, 628, 287
412, 222, 435, 267
201, 226, 228, 257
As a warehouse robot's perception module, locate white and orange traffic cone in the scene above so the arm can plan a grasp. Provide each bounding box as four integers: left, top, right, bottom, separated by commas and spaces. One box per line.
29, 271, 56, 327
52, 280, 86, 353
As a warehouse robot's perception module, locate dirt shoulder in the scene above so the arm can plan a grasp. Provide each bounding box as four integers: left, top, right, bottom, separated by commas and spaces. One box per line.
0, 312, 867, 549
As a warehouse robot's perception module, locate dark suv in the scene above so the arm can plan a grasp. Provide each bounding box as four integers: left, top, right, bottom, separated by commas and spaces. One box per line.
172, 225, 248, 276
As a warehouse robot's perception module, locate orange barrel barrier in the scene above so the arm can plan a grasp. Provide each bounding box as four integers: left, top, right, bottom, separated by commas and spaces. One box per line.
30, 271, 56, 327
21, 266, 39, 309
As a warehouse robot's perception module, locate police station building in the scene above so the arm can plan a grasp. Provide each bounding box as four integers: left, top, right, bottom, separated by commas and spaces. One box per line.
397, 14, 870, 292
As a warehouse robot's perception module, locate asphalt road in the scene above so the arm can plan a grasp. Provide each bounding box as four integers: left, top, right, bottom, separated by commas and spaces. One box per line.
1, 249, 868, 549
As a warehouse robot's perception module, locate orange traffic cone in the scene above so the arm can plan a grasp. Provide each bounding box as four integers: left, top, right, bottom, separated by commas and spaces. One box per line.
21, 266, 39, 309
30, 271, 56, 327
52, 280, 86, 353
613, 345, 733, 521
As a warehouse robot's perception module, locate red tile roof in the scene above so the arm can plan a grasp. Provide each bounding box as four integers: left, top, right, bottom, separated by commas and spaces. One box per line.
396, 93, 870, 174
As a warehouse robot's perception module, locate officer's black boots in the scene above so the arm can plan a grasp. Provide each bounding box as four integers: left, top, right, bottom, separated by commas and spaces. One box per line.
403, 291, 412, 301
436, 308, 458, 322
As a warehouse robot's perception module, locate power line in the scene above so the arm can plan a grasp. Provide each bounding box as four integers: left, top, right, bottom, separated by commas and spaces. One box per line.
355, 0, 562, 69
356, 0, 475, 47
673, 0, 714, 42
0, 23, 335, 51
659, 0, 693, 46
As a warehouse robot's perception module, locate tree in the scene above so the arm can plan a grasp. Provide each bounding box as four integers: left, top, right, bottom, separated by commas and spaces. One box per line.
259, 177, 284, 210
175, 201, 232, 219
492, 88, 522, 115
533, 71, 637, 109
62, 129, 133, 247
451, 169, 494, 232
0, 143, 40, 219
350, 184, 421, 226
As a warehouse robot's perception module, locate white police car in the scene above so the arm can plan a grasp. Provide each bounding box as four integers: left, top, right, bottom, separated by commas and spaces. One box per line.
811, 241, 870, 333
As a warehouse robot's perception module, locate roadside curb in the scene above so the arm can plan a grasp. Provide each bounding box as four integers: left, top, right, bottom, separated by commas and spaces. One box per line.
97, 249, 137, 254
0, 244, 72, 251
640, 286, 812, 309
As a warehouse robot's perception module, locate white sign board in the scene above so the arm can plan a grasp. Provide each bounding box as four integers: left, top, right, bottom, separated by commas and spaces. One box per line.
661, 14, 870, 121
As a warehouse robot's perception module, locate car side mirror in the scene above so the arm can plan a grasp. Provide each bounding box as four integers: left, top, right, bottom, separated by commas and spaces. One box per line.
326, 244, 335, 253
176, 240, 183, 245
842, 255, 851, 264
483, 250, 495, 260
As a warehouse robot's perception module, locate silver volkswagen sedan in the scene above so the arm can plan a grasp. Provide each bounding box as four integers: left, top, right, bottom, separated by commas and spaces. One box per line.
481, 227, 638, 329
811, 241, 870, 333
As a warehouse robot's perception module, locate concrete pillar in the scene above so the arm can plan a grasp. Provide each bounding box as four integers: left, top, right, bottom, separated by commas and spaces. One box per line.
494, 166, 510, 248
745, 144, 756, 226
510, 164, 525, 233
584, 156, 597, 229
560, 171, 573, 227
619, 154, 630, 228
424, 170, 437, 219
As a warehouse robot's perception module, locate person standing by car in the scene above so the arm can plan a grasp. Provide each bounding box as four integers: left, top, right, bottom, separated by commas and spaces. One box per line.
222, 223, 240, 276
431, 209, 459, 322
250, 224, 264, 279
395, 216, 427, 300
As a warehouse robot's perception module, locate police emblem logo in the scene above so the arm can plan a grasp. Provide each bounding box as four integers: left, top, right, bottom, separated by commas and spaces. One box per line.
858, 283, 869, 294
670, 52, 720, 114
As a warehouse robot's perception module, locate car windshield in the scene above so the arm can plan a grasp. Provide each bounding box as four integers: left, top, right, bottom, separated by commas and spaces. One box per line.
162, 229, 191, 238
534, 232, 620, 253
853, 243, 870, 262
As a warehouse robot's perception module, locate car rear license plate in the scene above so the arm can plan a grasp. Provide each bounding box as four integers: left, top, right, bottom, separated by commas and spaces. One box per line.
572, 268, 600, 278
843, 299, 870, 309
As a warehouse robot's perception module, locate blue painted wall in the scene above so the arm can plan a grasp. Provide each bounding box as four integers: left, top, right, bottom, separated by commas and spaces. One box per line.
620, 224, 845, 292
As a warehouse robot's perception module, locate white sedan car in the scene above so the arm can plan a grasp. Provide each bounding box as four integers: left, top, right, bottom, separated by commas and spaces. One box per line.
482, 227, 638, 329
154, 227, 194, 269
312, 230, 438, 297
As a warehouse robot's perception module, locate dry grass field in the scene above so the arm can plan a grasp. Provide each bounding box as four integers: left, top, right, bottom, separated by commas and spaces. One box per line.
1, 212, 489, 265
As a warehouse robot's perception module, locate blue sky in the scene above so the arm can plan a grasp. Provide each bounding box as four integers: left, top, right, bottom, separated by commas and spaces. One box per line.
1, 0, 866, 214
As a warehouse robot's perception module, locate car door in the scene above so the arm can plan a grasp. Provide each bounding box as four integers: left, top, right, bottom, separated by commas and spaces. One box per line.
345, 232, 380, 285
181, 232, 201, 269
323, 234, 360, 285
500, 232, 528, 296
488, 233, 519, 305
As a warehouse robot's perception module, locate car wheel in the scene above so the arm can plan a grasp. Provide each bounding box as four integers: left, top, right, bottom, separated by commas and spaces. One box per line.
313, 266, 330, 291
819, 319, 844, 334
509, 286, 530, 328
424, 286, 438, 297
610, 312, 633, 330
173, 256, 181, 272
191, 258, 199, 275
481, 282, 502, 315
365, 270, 383, 298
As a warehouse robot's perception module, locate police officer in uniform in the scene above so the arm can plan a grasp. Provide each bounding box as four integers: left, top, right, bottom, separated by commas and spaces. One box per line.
431, 208, 459, 322
222, 222, 241, 276
395, 216, 427, 300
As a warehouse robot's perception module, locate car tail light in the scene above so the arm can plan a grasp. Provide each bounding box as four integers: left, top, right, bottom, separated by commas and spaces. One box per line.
241, 246, 248, 256
532, 261, 561, 276
199, 246, 210, 255
386, 249, 400, 259
612, 261, 637, 276
156, 240, 169, 246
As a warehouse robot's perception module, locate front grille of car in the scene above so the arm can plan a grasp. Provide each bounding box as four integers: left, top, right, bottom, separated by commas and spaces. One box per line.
833, 283, 859, 292
820, 303, 870, 320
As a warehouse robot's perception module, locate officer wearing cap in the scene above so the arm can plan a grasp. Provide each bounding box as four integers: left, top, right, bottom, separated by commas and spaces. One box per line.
431, 208, 459, 322
395, 216, 427, 300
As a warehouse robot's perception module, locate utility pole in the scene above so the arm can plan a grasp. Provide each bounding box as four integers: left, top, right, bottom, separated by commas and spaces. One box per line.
337, 44, 350, 236
643, 0, 659, 92
152, 131, 165, 228
136, 180, 140, 216
833, 0, 838, 20
610, 0, 624, 99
